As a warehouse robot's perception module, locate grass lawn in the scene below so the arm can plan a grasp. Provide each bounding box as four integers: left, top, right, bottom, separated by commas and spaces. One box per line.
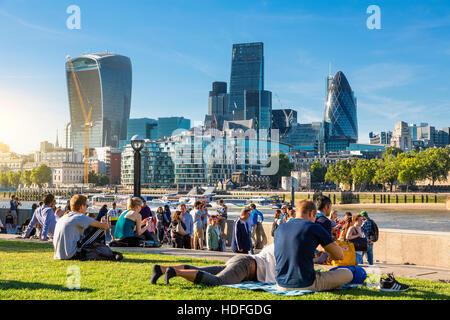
0, 240, 449, 300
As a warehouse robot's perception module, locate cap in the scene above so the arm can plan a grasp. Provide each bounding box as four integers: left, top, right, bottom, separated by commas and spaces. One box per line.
360, 211, 368, 217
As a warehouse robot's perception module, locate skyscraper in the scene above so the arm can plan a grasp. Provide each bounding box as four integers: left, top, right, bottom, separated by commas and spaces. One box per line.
323, 71, 358, 152
229, 42, 264, 116
157, 117, 191, 139
243, 90, 272, 130
208, 81, 229, 116
66, 53, 132, 153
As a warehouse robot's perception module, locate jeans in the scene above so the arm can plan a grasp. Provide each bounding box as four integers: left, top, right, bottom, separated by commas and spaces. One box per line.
356, 252, 363, 264
364, 244, 374, 265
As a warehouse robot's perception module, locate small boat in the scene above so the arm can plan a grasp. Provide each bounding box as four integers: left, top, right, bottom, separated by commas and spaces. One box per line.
91, 194, 129, 208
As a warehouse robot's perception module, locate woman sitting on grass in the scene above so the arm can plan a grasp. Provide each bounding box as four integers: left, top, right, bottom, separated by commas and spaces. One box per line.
113, 197, 150, 247
150, 242, 276, 286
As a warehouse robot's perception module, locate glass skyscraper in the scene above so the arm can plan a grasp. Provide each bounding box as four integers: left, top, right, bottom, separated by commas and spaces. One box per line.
323, 71, 358, 152
229, 42, 264, 115
66, 53, 132, 153
157, 117, 191, 139
244, 90, 272, 131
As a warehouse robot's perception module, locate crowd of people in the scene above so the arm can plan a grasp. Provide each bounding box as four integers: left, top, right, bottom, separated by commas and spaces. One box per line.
5, 193, 446, 293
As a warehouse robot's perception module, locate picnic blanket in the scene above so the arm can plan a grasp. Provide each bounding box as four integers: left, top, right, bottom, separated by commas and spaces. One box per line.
222, 282, 362, 296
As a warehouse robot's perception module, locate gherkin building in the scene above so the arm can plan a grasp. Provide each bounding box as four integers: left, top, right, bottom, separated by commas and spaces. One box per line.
323, 71, 358, 151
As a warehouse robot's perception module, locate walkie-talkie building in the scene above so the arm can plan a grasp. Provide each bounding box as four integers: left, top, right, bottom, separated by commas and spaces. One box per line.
323, 71, 358, 151
229, 42, 264, 117
66, 53, 132, 153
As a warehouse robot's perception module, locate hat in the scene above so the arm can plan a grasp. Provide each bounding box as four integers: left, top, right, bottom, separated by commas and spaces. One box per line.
360, 211, 368, 217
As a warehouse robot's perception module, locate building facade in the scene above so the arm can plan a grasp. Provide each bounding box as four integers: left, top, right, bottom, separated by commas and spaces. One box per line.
66, 53, 132, 152
229, 42, 264, 115
323, 71, 358, 152
157, 117, 191, 139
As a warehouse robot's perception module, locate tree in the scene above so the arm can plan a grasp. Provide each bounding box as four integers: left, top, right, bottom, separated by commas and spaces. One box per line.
31, 164, 52, 188
0, 171, 9, 187
398, 153, 425, 192
7, 171, 21, 187
351, 159, 378, 191
21, 170, 33, 187
325, 160, 352, 190
310, 161, 327, 184
385, 146, 403, 157
419, 148, 450, 186
88, 172, 110, 186
267, 153, 294, 188
374, 154, 400, 191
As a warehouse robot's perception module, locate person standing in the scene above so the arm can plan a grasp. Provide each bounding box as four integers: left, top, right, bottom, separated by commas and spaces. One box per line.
106, 202, 119, 241
360, 211, 377, 265
216, 199, 228, 251
248, 203, 266, 250
274, 200, 353, 291
9, 195, 18, 226
231, 207, 252, 254
22, 194, 57, 241
192, 201, 207, 250
179, 203, 193, 249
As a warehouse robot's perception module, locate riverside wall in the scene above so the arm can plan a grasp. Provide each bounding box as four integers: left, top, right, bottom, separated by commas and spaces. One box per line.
2, 209, 449, 269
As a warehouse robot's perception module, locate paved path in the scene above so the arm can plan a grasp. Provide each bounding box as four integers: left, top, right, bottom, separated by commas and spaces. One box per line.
1, 234, 449, 283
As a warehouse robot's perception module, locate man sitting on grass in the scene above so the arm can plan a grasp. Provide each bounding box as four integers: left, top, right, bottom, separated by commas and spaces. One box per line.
53, 194, 115, 260
274, 199, 353, 292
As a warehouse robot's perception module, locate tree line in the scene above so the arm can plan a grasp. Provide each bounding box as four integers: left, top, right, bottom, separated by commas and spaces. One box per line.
311, 146, 450, 191
0, 164, 110, 188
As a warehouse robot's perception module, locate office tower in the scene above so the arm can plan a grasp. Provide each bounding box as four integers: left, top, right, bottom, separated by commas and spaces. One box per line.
323, 71, 358, 152
66, 53, 132, 153
63, 122, 73, 149
391, 121, 412, 151
243, 90, 272, 130
157, 117, 191, 139
208, 81, 229, 116
369, 131, 392, 145
229, 42, 264, 116
272, 109, 298, 135
127, 118, 158, 141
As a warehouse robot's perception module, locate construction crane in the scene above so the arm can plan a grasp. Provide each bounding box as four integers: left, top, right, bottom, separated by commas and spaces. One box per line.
66, 55, 94, 185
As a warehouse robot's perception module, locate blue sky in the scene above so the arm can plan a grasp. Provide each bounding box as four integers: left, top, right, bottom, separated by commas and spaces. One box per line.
0, 0, 449, 153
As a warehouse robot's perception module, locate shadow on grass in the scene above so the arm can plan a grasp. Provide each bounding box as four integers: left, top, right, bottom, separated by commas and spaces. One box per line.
329, 287, 450, 300
0, 240, 53, 253
0, 280, 94, 293
122, 258, 209, 264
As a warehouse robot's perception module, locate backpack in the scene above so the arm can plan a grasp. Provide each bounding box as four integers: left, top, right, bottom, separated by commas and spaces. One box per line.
271, 221, 278, 237
369, 219, 379, 242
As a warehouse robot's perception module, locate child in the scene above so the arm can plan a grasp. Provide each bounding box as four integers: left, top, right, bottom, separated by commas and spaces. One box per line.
5, 211, 15, 234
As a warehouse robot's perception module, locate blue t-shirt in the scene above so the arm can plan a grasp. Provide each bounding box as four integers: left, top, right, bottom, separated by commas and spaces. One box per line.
274, 218, 334, 288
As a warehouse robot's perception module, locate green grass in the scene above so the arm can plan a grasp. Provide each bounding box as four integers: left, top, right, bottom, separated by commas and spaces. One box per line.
0, 240, 449, 300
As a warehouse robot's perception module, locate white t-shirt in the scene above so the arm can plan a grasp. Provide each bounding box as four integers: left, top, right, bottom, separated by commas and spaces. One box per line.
251, 244, 276, 283
107, 208, 120, 218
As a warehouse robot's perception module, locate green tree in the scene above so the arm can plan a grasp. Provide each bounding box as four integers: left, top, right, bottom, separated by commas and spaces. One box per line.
267, 153, 294, 188
374, 154, 400, 191
21, 170, 33, 187
0, 171, 9, 187
385, 146, 403, 157
7, 171, 21, 187
351, 159, 378, 191
398, 153, 425, 192
31, 164, 52, 187
88, 172, 110, 186
310, 161, 327, 184
325, 160, 352, 190
419, 148, 450, 186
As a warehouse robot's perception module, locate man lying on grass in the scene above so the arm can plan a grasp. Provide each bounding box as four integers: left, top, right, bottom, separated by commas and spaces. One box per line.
53, 194, 122, 261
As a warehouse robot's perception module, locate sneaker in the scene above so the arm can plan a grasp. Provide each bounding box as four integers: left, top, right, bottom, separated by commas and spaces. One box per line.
379, 273, 409, 292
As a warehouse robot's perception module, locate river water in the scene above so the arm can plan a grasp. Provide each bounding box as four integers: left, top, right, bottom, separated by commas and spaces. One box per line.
2, 202, 449, 232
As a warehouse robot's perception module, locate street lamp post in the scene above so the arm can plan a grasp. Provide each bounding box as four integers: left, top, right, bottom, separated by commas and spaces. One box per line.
131, 135, 145, 198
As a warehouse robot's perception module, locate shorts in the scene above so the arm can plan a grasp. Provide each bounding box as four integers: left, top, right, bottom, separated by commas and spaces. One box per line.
194, 227, 204, 241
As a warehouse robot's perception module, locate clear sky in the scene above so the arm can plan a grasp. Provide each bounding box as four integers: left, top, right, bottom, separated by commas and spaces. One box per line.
0, 0, 449, 154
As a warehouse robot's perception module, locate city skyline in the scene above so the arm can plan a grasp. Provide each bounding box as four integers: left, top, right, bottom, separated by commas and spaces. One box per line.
0, 0, 449, 154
